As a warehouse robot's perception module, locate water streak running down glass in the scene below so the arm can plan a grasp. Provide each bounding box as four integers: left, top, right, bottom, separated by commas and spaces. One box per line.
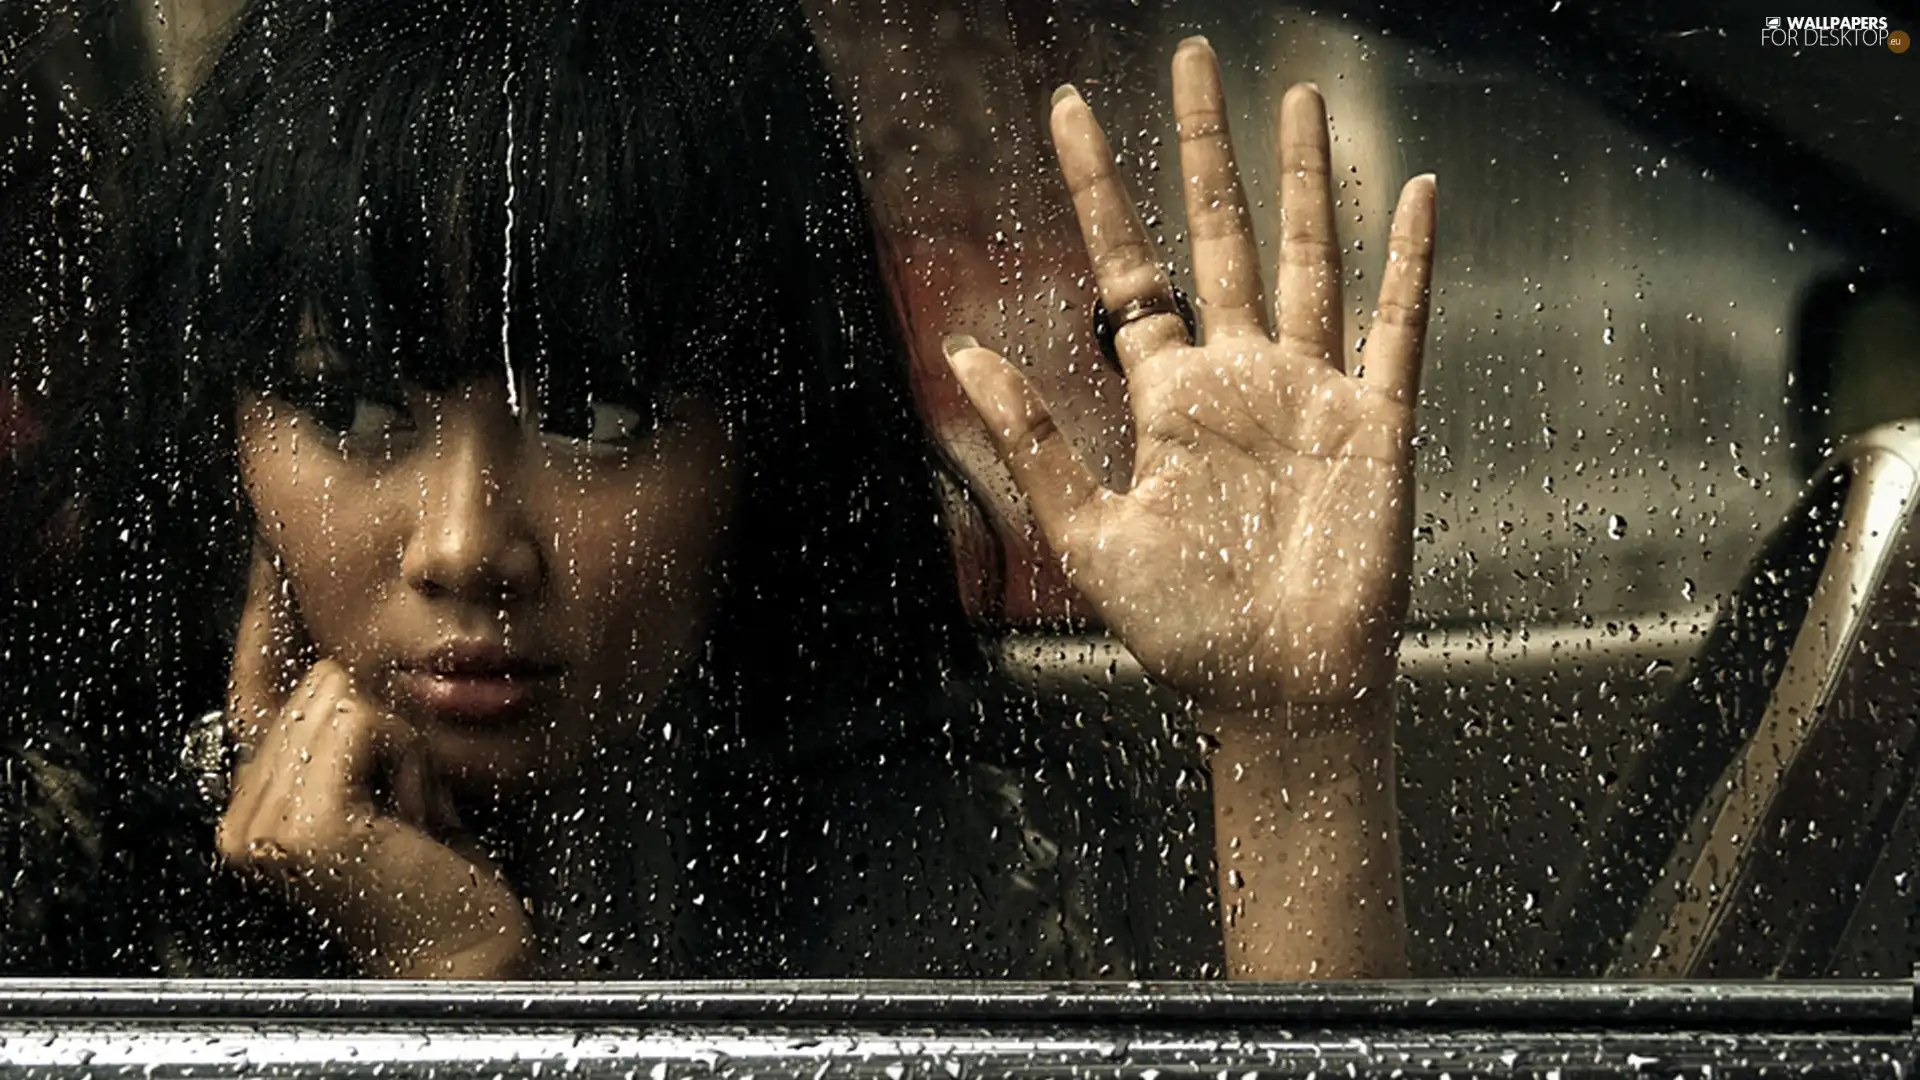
0, 0, 1911, 989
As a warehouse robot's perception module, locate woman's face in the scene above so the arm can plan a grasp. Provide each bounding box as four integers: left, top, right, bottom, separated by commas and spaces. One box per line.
236, 362, 740, 790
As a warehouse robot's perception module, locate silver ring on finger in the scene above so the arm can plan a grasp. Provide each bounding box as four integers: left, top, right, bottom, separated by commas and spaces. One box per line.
182, 708, 234, 815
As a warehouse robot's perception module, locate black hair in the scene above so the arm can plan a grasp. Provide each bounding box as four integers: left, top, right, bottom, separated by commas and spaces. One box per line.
152, 0, 982, 742
4, 0, 993, 975
0, 0, 197, 974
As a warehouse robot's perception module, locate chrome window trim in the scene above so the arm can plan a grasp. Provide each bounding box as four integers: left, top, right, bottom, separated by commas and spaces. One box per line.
0, 978, 1905, 1023
0, 979, 1908, 1079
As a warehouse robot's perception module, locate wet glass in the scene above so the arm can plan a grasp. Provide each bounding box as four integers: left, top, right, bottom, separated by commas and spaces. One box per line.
0, 0, 1912, 986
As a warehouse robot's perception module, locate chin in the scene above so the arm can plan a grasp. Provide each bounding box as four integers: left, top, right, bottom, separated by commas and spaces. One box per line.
430, 729, 580, 795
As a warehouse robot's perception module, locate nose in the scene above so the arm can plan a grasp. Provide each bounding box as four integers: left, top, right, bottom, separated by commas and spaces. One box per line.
401, 408, 545, 605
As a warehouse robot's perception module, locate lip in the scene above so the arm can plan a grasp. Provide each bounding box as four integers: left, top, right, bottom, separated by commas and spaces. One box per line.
392, 643, 562, 723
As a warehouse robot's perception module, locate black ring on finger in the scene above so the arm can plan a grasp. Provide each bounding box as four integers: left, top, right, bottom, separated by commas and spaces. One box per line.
1093, 287, 1197, 370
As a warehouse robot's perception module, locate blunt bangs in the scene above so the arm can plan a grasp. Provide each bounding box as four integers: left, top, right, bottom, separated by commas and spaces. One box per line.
152, 0, 981, 761
175, 0, 760, 403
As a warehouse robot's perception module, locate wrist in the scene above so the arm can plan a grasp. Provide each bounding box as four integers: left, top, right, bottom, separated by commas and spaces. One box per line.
1202, 690, 1406, 979
1193, 689, 1396, 747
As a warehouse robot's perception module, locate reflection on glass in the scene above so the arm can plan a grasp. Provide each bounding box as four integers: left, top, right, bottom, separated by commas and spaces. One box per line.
1, 0, 1439, 980
0, 0, 1911, 982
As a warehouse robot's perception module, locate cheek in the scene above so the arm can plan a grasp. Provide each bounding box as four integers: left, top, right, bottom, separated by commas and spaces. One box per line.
237, 409, 400, 653
538, 452, 739, 676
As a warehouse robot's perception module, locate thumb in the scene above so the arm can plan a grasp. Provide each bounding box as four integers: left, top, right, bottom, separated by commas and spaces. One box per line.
940, 334, 1108, 549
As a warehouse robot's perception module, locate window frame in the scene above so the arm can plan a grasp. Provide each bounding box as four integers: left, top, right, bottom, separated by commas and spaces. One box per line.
0, 978, 1911, 1078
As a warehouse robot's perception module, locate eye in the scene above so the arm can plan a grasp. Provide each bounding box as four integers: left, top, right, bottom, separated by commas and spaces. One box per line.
337, 397, 412, 441
278, 380, 415, 448
538, 397, 668, 456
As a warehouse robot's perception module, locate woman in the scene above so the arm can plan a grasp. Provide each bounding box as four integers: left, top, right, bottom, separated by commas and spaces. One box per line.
7, 0, 1434, 980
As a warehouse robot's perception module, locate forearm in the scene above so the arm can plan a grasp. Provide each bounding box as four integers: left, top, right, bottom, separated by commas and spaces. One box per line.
1199, 694, 1406, 979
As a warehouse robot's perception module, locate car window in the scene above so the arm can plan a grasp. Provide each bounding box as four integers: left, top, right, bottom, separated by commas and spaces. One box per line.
0, 0, 1911, 988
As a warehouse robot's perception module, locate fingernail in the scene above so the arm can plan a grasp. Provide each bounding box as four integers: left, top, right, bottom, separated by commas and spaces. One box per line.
942, 333, 978, 360
1051, 83, 1081, 107
1304, 80, 1322, 93
1179, 34, 1212, 50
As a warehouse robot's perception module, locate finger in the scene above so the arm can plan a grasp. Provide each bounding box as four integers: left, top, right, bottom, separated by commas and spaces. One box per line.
1275, 82, 1343, 370
1050, 84, 1190, 370
943, 336, 1108, 546
226, 544, 314, 743
317, 670, 393, 802
255, 668, 388, 856
371, 713, 439, 833
219, 661, 350, 863
225, 662, 341, 819
1359, 174, 1437, 406
428, 779, 464, 839
1172, 37, 1268, 341
243, 663, 367, 828
389, 736, 431, 829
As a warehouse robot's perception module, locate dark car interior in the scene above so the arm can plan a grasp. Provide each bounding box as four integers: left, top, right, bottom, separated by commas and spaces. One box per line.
8, 0, 1916, 983
983, 0, 1920, 980
0, 1, 1914, 1074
